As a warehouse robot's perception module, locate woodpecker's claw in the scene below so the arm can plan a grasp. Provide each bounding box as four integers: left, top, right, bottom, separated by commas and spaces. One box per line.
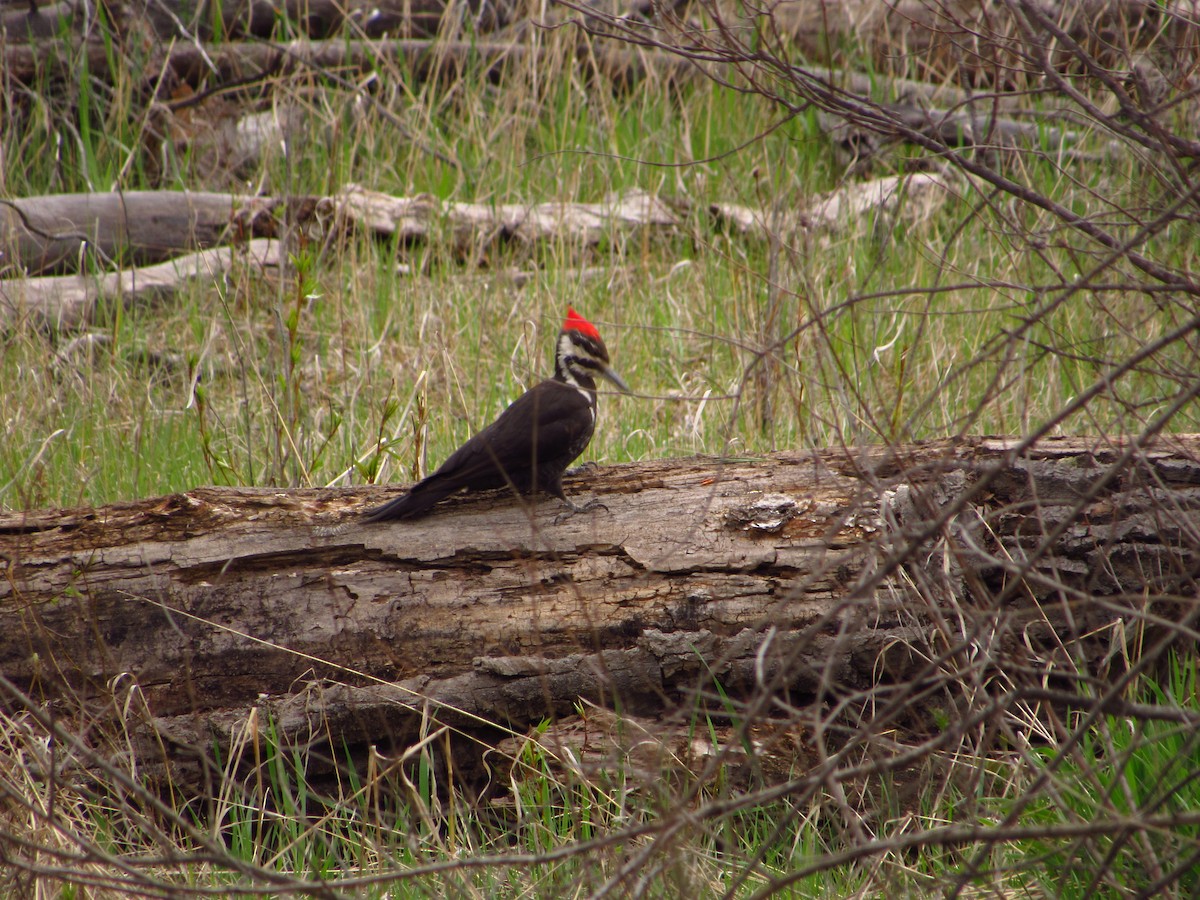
554, 496, 608, 523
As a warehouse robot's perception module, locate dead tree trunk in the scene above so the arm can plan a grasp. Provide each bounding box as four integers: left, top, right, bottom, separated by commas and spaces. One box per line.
0, 192, 296, 276
2, 436, 1198, 786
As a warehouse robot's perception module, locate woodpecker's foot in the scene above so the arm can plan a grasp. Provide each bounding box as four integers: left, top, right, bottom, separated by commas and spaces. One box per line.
553, 496, 608, 523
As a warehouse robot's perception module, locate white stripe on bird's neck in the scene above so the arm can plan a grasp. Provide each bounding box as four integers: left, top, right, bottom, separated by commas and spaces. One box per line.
558, 332, 597, 402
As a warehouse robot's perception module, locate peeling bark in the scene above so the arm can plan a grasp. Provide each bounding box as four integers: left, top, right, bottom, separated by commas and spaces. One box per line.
2, 179, 944, 329
0, 238, 281, 330
2, 436, 1199, 786
0, 191, 287, 276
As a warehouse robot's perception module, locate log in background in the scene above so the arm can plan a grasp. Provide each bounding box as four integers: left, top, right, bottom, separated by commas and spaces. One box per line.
2, 435, 1198, 785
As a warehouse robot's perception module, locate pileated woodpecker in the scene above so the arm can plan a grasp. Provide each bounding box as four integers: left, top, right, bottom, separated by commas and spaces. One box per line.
364, 308, 630, 522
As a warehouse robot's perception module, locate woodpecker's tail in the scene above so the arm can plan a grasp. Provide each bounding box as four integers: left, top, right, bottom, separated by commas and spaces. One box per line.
363, 477, 460, 522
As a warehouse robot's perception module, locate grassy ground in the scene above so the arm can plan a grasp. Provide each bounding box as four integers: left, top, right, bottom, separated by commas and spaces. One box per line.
2, 5, 1200, 896
6, 20, 1196, 512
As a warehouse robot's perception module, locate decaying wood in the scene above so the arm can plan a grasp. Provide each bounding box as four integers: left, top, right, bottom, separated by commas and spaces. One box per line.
0, 36, 564, 90
3, 31, 1081, 116
3, 28, 1146, 122
9, 0, 1193, 87
3, 29, 1129, 179
5, 0, 506, 42
761, 0, 1198, 88
0, 238, 281, 330
0, 187, 676, 281
709, 171, 955, 237
0, 1, 73, 38
335, 184, 679, 244
0, 191, 287, 276
1, 176, 942, 328
2, 435, 1198, 787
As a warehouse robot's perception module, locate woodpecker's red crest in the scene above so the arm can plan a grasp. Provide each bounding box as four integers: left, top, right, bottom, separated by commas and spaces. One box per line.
564, 306, 601, 340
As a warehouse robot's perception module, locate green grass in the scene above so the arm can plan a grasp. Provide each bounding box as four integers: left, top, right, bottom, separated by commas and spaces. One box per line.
3, 5, 1200, 897
1004, 654, 1200, 897
5, 42, 1194, 505
15, 664, 1196, 897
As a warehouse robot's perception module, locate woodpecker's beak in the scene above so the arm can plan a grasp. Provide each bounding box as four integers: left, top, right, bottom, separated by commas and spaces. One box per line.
600, 365, 631, 394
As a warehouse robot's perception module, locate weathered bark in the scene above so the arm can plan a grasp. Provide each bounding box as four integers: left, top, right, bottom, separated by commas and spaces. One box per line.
5, 0, 511, 42
0, 1, 75, 38
0, 36, 621, 90
2, 436, 1198, 786
710, 171, 954, 237
336, 184, 679, 245
4, 32, 1114, 177
0, 238, 281, 330
1, 177, 947, 328
0, 191, 287, 276
0, 33, 1055, 110
0, 187, 677, 281
758, 0, 1197, 85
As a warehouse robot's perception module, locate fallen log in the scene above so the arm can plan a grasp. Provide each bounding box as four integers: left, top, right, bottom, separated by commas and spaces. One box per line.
0, 187, 672, 282
335, 184, 679, 245
4, 33, 1115, 191
0, 33, 1049, 111
3, 0, 505, 42
0, 191, 287, 276
709, 170, 954, 237
0, 238, 281, 330
2, 435, 1198, 787
1, 177, 943, 329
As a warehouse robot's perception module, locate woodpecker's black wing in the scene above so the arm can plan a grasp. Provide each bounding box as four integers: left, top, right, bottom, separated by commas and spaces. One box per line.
364, 380, 595, 521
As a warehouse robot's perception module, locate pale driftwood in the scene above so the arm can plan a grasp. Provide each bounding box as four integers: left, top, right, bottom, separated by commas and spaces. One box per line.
0, 188, 676, 327
709, 171, 956, 238
0, 191, 286, 276
2, 435, 1198, 785
1, 176, 933, 324
0, 238, 281, 329
335, 184, 679, 245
